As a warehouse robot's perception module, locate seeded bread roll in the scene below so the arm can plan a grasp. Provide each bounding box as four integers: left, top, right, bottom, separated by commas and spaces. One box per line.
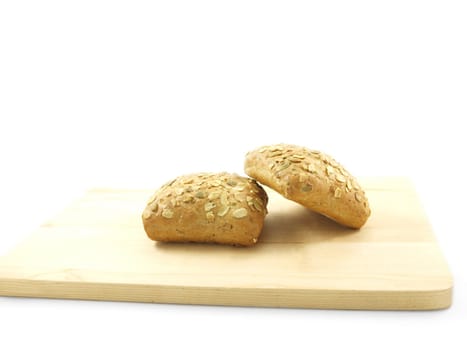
142, 172, 268, 246
244, 144, 370, 228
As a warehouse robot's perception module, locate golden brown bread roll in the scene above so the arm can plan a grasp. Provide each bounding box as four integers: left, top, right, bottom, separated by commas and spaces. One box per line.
244, 144, 370, 228
142, 172, 268, 246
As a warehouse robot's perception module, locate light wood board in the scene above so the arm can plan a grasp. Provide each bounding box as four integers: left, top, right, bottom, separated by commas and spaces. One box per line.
0, 177, 452, 310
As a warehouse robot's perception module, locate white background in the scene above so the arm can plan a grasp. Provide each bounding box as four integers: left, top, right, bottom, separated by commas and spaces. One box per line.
1, 0, 466, 349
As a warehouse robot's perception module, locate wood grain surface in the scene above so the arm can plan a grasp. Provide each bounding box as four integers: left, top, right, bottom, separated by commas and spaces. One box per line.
0, 177, 452, 310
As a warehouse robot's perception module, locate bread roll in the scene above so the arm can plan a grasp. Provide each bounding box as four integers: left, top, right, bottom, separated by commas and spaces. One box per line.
142, 172, 268, 246
244, 144, 370, 228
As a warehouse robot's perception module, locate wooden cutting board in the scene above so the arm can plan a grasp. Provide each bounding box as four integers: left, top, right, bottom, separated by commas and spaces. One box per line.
0, 177, 452, 310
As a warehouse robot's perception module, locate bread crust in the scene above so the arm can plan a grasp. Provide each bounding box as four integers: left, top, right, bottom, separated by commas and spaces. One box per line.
244, 144, 370, 228
142, 172, 268, 246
